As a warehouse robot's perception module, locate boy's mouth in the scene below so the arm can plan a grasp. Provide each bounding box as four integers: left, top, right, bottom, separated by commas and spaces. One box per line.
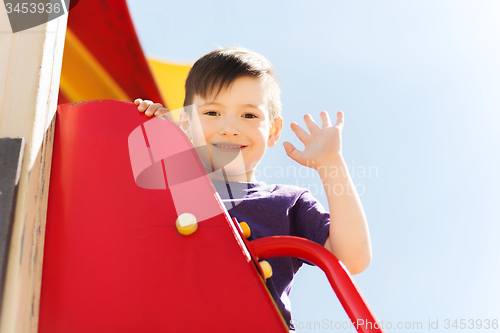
211, 142, 247, 151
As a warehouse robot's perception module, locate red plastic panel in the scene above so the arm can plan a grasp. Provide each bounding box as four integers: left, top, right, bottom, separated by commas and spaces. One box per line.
39, 100, 288, 332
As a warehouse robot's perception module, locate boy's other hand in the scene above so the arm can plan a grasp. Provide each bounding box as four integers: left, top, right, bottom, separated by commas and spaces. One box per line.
283, 111, 344, 169
134, 98, 172, 121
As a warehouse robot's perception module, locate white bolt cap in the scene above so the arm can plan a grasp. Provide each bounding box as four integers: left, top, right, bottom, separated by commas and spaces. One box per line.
177, 213, 197, 228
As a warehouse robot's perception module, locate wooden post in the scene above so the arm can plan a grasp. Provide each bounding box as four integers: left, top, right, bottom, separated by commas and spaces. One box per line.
0, 4, 68, 333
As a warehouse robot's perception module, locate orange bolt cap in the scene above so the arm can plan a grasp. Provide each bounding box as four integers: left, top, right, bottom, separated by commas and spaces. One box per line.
239, 222, 251, 238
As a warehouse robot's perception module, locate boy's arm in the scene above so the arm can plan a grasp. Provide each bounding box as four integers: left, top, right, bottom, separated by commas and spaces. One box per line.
319, 157, 372, 275
283, 111, 372, 275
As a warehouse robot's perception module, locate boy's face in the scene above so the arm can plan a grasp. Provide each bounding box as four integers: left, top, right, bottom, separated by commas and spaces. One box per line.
181, 76, 282, 182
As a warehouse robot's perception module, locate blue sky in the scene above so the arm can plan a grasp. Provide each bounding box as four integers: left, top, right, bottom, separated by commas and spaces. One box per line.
126, 1, 500, 331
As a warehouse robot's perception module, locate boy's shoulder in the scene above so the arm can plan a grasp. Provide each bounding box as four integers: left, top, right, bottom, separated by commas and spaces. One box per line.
260, 182, 326, 212
269, 182, 311, 196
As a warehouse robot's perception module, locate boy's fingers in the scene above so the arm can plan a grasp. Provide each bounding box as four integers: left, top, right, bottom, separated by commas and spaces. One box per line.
134, 98, 143, 105
304, 114, 320, 133
144, 102, 161, 117
335, 111, 344, 130
154, 107, 170, 118
138, 100, 153, 113
321, 111, 332, 128
291, 122, 309, 143
283, 141, 301, 161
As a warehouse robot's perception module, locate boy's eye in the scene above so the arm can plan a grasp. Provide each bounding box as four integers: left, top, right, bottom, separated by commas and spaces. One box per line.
243, 113, 257, 119
204, 111, 219, 116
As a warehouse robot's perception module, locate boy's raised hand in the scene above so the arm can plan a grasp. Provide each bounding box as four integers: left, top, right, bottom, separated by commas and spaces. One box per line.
134, 98, 172, 120
283, 111, 344, 170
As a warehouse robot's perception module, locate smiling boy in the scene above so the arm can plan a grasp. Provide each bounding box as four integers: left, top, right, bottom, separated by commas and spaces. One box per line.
135, 46, 372, 331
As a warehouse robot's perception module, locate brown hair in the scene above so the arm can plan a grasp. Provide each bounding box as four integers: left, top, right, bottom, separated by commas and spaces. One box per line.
183, 46, 282, 123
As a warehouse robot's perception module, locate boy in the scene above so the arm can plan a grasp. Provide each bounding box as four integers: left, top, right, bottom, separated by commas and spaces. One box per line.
134, 47, 372, 331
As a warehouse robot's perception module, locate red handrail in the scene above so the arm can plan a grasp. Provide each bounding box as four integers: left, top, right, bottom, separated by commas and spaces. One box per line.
249, 236, 385, 333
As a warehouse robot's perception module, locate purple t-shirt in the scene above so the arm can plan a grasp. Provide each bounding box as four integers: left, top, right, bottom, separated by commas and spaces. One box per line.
210, 179, 331, 331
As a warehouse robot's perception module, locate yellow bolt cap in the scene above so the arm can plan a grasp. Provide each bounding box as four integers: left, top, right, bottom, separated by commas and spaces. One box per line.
176, 213, 198, 236
259, 260, 273, 279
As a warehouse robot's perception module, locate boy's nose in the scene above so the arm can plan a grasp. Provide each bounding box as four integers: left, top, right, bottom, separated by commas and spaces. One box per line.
219, 121, 240, 136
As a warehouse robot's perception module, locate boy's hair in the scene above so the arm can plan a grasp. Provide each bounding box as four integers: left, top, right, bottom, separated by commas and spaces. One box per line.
183, 46, 282, 123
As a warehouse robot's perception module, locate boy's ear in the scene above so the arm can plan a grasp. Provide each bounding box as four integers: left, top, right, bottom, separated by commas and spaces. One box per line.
179, 109, 192, 141
267, 116, 283, 148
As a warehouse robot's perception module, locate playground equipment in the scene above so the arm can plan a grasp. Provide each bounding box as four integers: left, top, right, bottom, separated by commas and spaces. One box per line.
38, 100, 383, 332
